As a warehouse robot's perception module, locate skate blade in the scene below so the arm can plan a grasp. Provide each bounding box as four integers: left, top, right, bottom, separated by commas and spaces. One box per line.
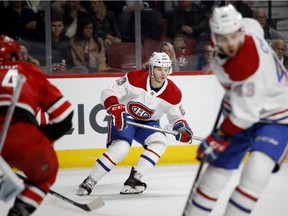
120, 185, 145, 194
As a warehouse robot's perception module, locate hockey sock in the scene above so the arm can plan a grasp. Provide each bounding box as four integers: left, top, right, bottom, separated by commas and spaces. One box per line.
135, 133, 167, 174
187, 165, 233, 216
90, 140, 130, 181
223, 151, 275, 216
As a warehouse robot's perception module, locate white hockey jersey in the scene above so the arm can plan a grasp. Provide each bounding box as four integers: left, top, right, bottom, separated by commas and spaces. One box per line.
212, 30, 288, 136
101, 70, 186, 125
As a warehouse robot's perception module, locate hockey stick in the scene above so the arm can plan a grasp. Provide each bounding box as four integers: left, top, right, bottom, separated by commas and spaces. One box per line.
182, 106, 223, 216
16, 173, 105, 211
126, 121, 204, 142
0, 74, 26, 152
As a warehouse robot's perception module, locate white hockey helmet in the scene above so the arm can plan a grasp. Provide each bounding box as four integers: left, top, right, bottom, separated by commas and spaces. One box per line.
149, 52, 172, 75
209, 4, 242, 35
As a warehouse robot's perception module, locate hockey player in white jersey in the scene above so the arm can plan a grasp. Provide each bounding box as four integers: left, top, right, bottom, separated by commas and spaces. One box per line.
76, 52, 193, 195
185, 4, 288, 216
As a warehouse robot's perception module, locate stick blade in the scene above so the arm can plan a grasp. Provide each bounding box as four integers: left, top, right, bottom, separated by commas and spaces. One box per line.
77, 197, 105, 211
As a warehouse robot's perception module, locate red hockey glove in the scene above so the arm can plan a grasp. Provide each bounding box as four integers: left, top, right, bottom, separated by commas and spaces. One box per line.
197, 132, 230, 162
173, 120, 193, 143
107, 104, 127, 131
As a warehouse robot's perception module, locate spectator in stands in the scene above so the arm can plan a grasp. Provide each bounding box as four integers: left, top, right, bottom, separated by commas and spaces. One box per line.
105, 1, 163, 41
0, 2, 6, 35
50, 13, 73, 72
51, 0, 66, 17
163, 1, 179, 12
228, 0, 253, 18
20, 45, 40, 66
165, 0, 209, 41
173, 33, 196, 71
70, 16, 109, 72
253, 8, 285, 43
88, 0, 121, 59
196, 42, 214, 71
271, 39, 288, 69
143, 41, 180, 71
159, 41, 180, 71
62, 0, 88, 38
2, 1, 40, 42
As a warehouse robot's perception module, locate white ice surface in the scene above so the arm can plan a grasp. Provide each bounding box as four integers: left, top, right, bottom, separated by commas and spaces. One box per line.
1, 163, 288, 216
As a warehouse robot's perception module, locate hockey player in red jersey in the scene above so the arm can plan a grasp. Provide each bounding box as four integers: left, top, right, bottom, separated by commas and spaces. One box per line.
185, 5, 288, 216
76, 52, 193, 196
0, 35, 74, 216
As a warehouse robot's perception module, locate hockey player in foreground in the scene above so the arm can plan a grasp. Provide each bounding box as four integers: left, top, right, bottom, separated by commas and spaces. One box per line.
185, 4, 288, 216
76, 52, 193, 196
0, 35, 74, 216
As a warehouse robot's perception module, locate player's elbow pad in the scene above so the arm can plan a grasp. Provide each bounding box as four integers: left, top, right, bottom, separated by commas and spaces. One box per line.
40, 112, 73, 140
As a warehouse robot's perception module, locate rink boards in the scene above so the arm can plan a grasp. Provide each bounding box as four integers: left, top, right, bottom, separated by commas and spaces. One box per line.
48, 72, 224, 168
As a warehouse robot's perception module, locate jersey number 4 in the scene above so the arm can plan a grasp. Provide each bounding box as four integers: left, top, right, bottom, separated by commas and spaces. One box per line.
1, 69, 19, 91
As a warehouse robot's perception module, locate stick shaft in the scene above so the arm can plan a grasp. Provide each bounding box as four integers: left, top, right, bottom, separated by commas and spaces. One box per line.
16, 173, 104, 211
127, 121, 204, 141
0, 75, 26, 152
127, 121, 178, 135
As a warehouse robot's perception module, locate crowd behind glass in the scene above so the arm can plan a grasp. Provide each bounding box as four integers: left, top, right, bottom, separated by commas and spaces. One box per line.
0, 0, 287, 74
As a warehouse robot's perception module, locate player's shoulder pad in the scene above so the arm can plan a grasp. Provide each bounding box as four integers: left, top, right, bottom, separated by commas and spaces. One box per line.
224, 34, 259, 81
242, 18, 264, 38
158, 79, 182, 105
127, 69, 149, 89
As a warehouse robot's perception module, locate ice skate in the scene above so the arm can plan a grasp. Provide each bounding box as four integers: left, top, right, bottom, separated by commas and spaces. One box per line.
76, 176, 97, 196
7, 199, 35, 216
120, 167, 147, 194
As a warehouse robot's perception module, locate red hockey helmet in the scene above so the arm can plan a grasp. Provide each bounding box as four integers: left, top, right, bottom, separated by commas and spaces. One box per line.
0, 35, 21, 62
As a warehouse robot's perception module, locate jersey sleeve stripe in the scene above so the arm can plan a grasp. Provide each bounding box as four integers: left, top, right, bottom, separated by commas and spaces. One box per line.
49, 102, 73, 124
46, 97, 66, 114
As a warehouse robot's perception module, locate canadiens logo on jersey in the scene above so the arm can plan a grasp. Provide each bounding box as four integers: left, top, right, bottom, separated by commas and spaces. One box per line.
127, 102, 155, 120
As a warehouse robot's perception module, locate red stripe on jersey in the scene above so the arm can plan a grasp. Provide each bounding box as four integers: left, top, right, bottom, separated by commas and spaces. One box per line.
49, 101, 71, 122
266, 108, 288, 117
0, 96, 11, 101
147, 148, 160, 158
236, 187, 258, 202
224, 35, 259, 81
221, 116, 244, 136
103, 96, 119, 109
197, 188, 217, 201
36, 108, 48, 125
103, 153, 116, 165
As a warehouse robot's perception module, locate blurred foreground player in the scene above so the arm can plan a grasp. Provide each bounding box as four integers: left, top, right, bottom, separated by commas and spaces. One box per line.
77, 52, 193, 195
185, 5, 288, 216
0, 35, 73, 216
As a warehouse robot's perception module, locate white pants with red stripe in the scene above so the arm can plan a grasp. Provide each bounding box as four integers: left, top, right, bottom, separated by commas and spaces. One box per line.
187, 151, 275, 216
